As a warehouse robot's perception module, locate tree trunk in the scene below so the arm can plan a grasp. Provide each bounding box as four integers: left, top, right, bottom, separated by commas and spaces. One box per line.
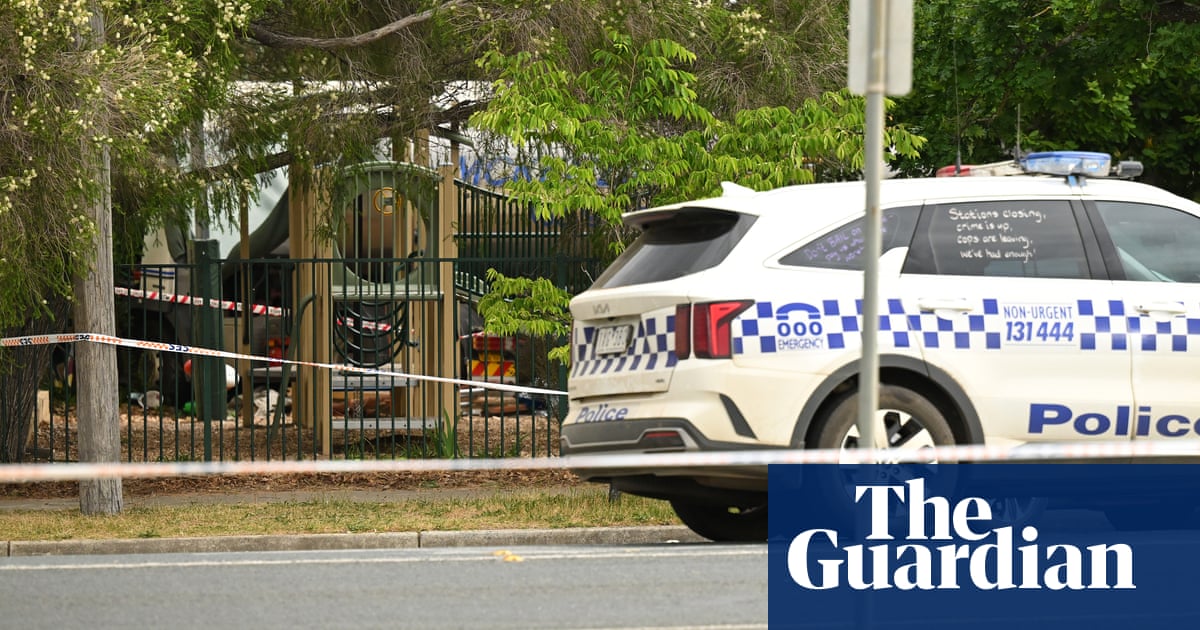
0, 297, 71, 462
74, 5, 123, 515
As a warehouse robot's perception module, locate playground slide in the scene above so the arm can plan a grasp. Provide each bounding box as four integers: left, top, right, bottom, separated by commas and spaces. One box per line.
220, 175, 291, 270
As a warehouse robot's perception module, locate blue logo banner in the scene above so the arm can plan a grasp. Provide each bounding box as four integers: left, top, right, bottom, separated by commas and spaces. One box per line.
768, 464, 1200, 629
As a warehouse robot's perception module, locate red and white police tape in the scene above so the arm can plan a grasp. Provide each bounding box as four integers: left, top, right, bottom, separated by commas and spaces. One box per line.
114, 286, 397, 333
5, 330, 1200, 483
1, 441, 1199, 483
114, 286, 288, 318
0, 330, 562, 397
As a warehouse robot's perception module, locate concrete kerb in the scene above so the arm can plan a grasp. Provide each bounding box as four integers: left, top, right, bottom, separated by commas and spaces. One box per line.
417, 525, 704, 547
6, 532, 421, 556
4, 526, 706, 557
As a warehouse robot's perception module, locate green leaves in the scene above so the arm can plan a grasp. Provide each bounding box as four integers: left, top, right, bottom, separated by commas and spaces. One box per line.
474, 29, 929, 228
472, 30, 716, 232
468, 28, 927, 360
0, 1, 275, 329
476, 269, 573, 364
893, 0, 1200, 197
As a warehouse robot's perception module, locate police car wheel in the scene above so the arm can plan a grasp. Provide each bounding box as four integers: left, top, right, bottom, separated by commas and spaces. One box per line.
669, 500, 767, 542
811, 384, 957, 455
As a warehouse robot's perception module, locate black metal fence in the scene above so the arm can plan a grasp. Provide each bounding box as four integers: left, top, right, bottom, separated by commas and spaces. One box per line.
5, 177, 605, 463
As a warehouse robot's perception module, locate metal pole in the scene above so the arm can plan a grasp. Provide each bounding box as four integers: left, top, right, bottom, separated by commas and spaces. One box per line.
857, 0, 888, 454
187, 119, 220, 460
192, 238, 224, 461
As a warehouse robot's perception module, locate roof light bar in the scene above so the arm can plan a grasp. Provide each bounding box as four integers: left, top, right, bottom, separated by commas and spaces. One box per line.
1021, 151, 1112, 178
938, 151, 1144, 180
935, 161, 1025, 177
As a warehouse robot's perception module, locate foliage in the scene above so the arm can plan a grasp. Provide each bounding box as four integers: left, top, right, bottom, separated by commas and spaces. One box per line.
891, 0, 1200, 199
476, 269, 573, 365
469, 29, 925, 352
471, 31, 715, 251
0, 0, 267, 330
682, 0, 849, 117
428, 410, 461, 458
473, 30, 925, 241
677, 91, 926, 198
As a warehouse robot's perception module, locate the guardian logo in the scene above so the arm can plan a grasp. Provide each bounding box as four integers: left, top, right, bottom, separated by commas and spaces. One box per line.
787, 478, 1135, 591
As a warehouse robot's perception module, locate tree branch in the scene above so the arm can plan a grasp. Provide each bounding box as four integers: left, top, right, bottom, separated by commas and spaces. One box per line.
196, 151, 295, 181
249, 0, 467, 50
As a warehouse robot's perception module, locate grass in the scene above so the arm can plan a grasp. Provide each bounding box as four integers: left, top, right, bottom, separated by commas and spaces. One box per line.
0, 487, 681, 542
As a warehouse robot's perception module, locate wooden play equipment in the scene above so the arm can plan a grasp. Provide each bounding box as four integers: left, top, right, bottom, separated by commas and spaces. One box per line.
287, 159, 459, 456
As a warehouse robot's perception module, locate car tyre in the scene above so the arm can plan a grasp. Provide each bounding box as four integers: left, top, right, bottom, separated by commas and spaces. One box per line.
811, 384, 957, 453
803, 385, 961, 530
669, 500, 767, 542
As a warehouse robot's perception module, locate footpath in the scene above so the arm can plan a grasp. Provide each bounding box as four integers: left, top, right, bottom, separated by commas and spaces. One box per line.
0, 486, 706, 557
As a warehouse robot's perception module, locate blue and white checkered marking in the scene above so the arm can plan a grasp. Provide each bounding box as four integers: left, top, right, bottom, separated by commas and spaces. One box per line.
917, 299, 1004, 350
736, 299, 934, 353
1077, 299, 1200, 352
571, 313, 676, 378
731, 298, 1200, 355
1077, 299, 1131, 351
569, 298, 1200, 378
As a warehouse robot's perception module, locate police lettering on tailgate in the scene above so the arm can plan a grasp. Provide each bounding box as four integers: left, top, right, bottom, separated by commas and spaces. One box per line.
575, 403, 630, 423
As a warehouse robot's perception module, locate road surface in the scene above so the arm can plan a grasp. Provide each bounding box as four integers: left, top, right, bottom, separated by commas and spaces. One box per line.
0, 543, 767, 629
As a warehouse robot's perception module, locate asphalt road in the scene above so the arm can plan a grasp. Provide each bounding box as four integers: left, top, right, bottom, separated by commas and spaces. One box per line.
0, 544, 768, 630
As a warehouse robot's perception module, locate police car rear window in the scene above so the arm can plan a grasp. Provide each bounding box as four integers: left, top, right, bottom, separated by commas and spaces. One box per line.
779, 206, 919, 269
590, 208, 756, 288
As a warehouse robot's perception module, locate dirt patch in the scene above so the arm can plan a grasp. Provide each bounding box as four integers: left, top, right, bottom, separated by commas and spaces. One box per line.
1, 469, 585, 501
26, 403, 562, 461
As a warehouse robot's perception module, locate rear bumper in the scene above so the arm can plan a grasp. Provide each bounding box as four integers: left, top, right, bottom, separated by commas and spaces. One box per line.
560, 418, 773, 496
561, 417, 755, 454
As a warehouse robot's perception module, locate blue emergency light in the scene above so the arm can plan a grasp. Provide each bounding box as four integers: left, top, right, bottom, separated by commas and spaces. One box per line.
1020, 151, 1144, 179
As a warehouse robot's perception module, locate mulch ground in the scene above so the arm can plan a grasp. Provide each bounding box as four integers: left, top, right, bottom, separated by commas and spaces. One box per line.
6, 402, 580, 501
0, 469, 585, 501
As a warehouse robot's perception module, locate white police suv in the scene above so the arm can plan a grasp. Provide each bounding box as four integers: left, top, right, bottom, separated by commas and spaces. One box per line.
561, 151, 1200, 541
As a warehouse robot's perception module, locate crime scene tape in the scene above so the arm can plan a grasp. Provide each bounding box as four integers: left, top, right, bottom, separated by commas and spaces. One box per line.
115, 286, 398, 333
114, 286, 288, 318
0, 331, 564, 398
335, 316, 397, 333
6, 333, 1200, 484
2, 441, 1200, 483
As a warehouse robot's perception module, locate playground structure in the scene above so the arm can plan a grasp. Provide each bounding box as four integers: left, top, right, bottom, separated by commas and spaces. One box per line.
281, 160, 459, 456
130, 155, 461, 457
72, 134, 606, 463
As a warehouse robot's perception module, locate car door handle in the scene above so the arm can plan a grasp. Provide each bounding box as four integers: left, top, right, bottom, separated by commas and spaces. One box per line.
916, 298, 973, 313
1136, 302, 1187, 316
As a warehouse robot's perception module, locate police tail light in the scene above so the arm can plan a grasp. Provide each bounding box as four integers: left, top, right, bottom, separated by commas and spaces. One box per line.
637, 429, 686, 450
676, 300, 753, 360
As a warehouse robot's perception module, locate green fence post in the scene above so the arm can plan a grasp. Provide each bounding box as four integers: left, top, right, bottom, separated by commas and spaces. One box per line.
190, 238, 224, 462
556, 253, 569, 426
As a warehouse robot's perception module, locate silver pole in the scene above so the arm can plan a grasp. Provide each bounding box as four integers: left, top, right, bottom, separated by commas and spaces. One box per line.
857, 0, 888, 454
